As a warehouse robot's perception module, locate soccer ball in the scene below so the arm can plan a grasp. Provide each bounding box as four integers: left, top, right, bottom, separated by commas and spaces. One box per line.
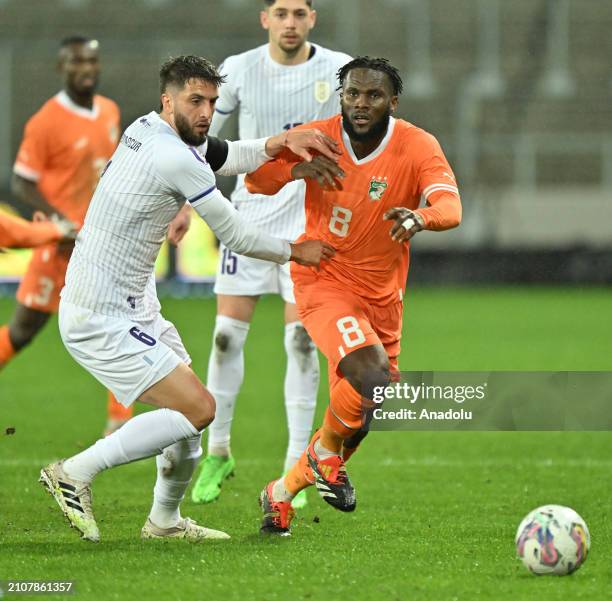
515, 505, 590, 575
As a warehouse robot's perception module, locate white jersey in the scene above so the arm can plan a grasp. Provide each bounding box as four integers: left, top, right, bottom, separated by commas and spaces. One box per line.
62, 111, 289, 321
210, 43, 351, 240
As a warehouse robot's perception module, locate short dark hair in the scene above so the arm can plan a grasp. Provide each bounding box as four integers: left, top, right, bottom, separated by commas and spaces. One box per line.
337, 56, 403, 96
60, 35, 93, 49
264, 0, 313, 7
159, 55, 225, 95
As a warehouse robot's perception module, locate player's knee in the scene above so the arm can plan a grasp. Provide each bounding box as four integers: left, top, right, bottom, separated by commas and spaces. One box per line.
214, 329, 231, 354
193, 392, 216, 431
285, 323, 316, 371
342, 351, 390, 400
180, 386, 216, 431
213, 325, 246, 358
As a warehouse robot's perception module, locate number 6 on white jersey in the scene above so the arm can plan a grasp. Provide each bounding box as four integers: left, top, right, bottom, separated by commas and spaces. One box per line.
329, 206, 353, 237
337, 315, 366, 357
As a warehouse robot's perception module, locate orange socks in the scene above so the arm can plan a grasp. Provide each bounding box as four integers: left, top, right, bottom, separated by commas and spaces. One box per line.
107, 391, 133, 421
284, 377, 369, 496
0, 325, 16, 368
325, 377, 365, 436
285, 448, 315, 495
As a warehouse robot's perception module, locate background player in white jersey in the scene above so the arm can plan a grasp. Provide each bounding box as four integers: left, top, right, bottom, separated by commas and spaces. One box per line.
191, 0, 351, 509
38, 55, 338, 542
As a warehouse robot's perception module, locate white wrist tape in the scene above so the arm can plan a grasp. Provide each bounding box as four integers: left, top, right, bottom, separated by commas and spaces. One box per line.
401, 216, 416, 230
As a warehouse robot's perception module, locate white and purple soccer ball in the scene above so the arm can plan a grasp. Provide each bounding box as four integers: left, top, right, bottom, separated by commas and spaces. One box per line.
515, 504, 590, 575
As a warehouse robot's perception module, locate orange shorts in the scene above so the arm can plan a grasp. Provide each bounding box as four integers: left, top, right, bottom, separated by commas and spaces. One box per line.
293, 273, 402, 389
16, 243, 71, 313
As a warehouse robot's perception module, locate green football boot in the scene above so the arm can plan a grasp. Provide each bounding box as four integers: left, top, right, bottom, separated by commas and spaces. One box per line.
191, 454, 236, 504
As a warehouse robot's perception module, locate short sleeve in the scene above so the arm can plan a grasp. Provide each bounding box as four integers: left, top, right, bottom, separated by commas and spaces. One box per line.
13, 112, 50, 182
153, 137, 219, 207
415, 132, 460, 202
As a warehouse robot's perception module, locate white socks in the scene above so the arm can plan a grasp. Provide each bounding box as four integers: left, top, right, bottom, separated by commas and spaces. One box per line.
149, 434, 203, 528
283, 322, 319, 472
272, 477, 294, 503
205, 316, 319, 471
63, 408, 199, 483
206, 315, 250, 455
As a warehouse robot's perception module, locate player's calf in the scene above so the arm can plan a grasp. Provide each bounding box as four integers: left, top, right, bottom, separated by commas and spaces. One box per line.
7, 304, 51, 351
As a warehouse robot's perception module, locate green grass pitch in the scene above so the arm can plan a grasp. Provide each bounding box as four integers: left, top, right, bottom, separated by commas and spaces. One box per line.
1, 287, 611, 600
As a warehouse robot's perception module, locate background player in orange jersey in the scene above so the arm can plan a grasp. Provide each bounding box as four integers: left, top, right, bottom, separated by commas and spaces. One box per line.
0, 36, 129, 432
0, 211, 76, 249
246, 56, 462, 535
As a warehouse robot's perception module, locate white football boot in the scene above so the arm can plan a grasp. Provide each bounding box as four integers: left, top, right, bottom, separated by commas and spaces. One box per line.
39, 461, 100, 542
141, 517, 230, 541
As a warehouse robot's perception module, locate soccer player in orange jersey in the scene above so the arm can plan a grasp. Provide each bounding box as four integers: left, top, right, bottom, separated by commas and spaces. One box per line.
0, 36, 129, 431
246, 57, 462, 535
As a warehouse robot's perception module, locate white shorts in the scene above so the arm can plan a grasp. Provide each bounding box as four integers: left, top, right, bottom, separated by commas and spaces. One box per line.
213, 244, 295, 303
59, 300, 191, 407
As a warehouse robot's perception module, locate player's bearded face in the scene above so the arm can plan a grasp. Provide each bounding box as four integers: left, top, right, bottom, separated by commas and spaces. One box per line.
169, 80, 217, 147
342, 105, 392, 143
174, 109, 207, 147
341, 69, 398, 143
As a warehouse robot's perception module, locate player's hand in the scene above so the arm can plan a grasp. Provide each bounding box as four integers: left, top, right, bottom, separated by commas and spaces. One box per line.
40, 213, 78, 243
289, 239, 335, 267
384, 208, 425, 243
266, 128, 342, 163
50, 214, 79, 241
167, 204, 192, 246
285, 128, 342, 162
291, 156, 344, 190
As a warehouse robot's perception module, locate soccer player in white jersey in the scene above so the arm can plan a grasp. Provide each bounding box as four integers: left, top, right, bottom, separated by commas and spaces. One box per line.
191, 0, 351, 509
38, 55, 339, 542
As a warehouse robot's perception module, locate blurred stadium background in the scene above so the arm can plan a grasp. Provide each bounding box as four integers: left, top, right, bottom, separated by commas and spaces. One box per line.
0, 0, 610, 287
1, 4, 610, 597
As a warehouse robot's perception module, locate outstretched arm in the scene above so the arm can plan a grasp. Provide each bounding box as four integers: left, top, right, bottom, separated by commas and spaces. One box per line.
209, 128, 341, 178
0, 212, 73, 248
244, 151, 298, 195
155, 141, 334, 267
193, 190, 334, 266
245, 154, 345, 196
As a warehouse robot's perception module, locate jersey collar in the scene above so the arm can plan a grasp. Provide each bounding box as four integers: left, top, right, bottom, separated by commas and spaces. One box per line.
341, 117, 396, 165
55, 90, 100, 120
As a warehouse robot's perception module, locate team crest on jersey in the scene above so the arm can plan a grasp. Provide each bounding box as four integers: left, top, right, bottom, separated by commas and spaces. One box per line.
368, 176, 388, 201
314, 81, 331, 103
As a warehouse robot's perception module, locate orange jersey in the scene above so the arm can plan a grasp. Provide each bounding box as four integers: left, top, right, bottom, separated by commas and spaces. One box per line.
0, 212, 62, 248
246, 115, 461, 305
13, 91, 120, 226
